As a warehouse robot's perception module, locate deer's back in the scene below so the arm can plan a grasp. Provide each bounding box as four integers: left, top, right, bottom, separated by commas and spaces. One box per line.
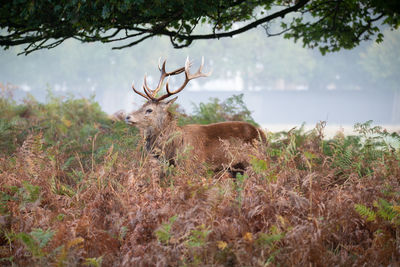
181, 121, 265, 167
187, 121, 263, 141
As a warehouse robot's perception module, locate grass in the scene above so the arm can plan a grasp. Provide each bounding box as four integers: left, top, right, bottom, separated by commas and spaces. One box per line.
1, 83, 400, 266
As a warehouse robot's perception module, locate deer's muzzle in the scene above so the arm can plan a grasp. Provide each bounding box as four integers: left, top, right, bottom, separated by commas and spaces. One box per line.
125, 115, 136, 125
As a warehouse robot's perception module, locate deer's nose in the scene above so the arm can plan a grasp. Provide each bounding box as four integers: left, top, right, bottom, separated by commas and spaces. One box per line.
126, 115, 131, 120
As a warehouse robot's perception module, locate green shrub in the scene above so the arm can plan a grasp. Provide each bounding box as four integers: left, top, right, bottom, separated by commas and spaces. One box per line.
0, 89, 139, 174
178, 94, 258, 126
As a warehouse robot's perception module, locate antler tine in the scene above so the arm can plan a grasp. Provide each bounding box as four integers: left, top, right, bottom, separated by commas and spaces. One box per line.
152, 59, 188, 99
132, 81, 150, 100
184, 56, 190, 77
131, 57, 210, 102
153, 65, 166, 98
157, 57, 185, 75
164, 60, 186, 76
189, 56, 212, 78
143, 74, 158, 100
158, 59, 167, 75
157, 57, 210, 101
158, 57, 163, 71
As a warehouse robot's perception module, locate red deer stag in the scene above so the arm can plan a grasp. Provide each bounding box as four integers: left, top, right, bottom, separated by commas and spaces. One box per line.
125, 57, 266, 174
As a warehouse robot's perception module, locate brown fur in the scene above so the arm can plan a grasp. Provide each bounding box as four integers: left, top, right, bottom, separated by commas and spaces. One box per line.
182, 121, 265, 168
126, 98, 266, 171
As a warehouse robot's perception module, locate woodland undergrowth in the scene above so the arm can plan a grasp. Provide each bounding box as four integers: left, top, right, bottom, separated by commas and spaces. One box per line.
1, 84, 400, 266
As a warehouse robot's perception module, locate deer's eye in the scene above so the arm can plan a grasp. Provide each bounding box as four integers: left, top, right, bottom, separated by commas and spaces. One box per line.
145, 108, 153, 114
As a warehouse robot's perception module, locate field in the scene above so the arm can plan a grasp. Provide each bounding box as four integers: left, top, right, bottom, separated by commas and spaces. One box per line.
1, 86, 400, 266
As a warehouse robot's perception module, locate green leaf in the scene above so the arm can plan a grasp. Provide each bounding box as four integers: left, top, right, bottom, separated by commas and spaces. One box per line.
84, 256, 103, 266
101, 5, 110, 19
155, 215, 177, 245
354, 204, 376, 222
250, 156, 268, 174
30, 228, 55, 248
21, 181, 41, 203
256, 233, 283, 248
187, 224, 211, 248
16, 232, 41, 257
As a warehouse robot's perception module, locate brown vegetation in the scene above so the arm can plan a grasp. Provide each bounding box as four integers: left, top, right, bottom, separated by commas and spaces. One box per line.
1, 85, 399, 266
1, 126, 400, 266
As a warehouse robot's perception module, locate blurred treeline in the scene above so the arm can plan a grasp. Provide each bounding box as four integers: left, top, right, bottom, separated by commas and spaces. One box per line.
1, 27, 399, 96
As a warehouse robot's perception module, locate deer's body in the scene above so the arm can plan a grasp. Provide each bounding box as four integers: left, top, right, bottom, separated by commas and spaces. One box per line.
125, 57, 265, 172
184, 121, 265, 168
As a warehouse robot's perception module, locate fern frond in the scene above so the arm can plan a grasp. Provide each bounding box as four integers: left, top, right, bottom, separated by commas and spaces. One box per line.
375, 199, 399, 222
354, 204, 376, 222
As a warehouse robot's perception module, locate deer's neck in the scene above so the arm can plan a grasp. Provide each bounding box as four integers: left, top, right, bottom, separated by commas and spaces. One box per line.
143, 121, 183, 159
144, 131, 157, 152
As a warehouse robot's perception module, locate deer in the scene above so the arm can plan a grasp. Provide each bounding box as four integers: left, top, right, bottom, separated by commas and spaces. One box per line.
125, 57, 266, 175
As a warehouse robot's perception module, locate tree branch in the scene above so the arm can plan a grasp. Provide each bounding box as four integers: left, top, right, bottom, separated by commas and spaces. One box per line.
111, 33, 156, 50
159, 0, 311, 43
0, 0, 395, 55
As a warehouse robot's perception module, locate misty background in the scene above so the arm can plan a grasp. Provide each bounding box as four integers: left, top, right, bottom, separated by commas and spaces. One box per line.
1, 26, 399, 132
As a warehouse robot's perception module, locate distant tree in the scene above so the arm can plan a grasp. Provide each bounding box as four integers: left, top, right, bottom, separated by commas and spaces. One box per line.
192, 28, 316, 90
359, 29, 400, 122
1, 0, 399, 55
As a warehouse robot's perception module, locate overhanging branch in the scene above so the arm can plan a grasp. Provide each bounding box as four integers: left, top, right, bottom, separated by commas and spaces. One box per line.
160, 0, 310, 41
0, 0, 395, 55
109, 0, 311, 49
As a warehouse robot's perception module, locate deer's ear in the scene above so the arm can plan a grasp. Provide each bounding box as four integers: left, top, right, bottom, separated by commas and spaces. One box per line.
165, 96, 178, 106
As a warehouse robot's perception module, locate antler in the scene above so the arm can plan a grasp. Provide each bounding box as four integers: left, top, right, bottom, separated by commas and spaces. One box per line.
132, 57, 211, 102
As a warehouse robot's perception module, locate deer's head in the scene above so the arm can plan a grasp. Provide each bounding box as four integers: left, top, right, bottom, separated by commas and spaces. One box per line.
125, 57, 211, 131
125, 97, 177, 131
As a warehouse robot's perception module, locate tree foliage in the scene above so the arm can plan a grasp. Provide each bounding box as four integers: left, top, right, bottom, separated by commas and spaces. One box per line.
0, 0, 399, 55
359, 29, 400, 82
